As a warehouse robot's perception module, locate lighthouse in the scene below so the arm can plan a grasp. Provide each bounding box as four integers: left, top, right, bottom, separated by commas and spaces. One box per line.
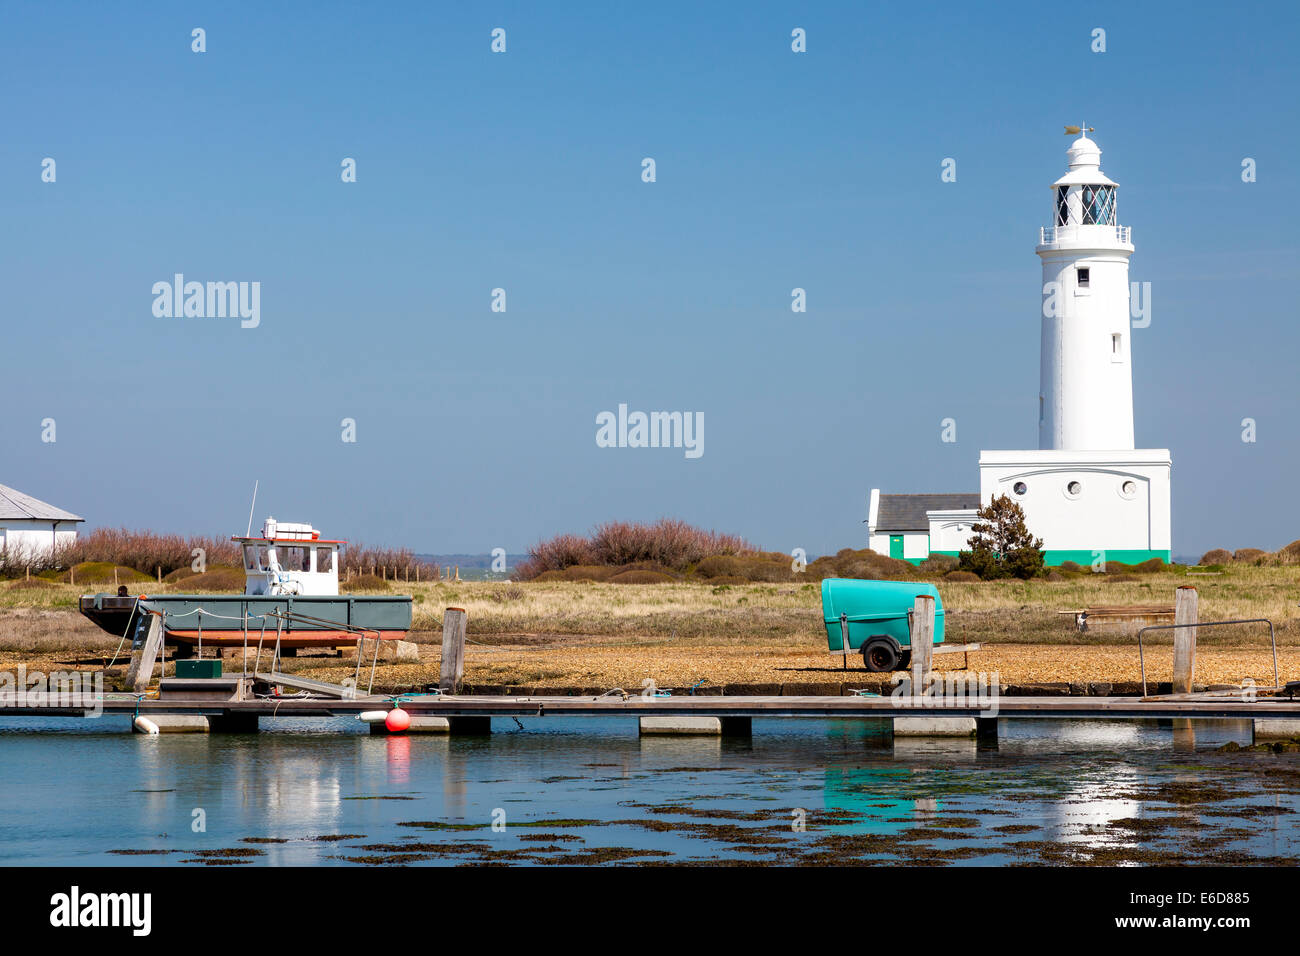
869, 127, 1172, 567
1037, 127, 1135, 451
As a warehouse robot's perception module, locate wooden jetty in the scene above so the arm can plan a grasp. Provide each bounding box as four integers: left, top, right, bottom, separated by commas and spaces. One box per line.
3, 689, 1300, 723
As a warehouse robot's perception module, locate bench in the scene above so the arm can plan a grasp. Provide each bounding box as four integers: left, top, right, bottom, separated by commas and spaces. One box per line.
1066, 605, 1175, 632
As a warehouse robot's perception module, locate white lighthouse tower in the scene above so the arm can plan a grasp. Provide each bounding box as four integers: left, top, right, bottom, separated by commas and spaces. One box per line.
976, 128, 1172, 565
869, 128, 1173, 567
1037, 127, 1134, 451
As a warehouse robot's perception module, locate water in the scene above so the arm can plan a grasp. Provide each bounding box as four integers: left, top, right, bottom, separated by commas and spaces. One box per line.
1, 716, 1297, 865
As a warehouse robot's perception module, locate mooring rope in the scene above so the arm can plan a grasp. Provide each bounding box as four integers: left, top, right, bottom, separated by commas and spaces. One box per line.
102, 597, 141, 673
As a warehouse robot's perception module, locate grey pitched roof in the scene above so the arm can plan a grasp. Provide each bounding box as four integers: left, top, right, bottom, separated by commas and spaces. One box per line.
0, 483, 83, 522
876, 493, 979, 532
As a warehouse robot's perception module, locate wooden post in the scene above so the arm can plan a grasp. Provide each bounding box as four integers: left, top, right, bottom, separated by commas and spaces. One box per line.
440, 607, 468, 693
125, 612, 164, 693
910, 594, 935, 696
1172, 585, 1198, 694
70, 566, 75, 586
157, 566, 162, 583
839, 612, 849, 670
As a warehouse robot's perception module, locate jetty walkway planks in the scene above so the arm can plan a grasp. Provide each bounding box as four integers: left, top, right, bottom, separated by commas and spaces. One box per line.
3, 692, 1300, 722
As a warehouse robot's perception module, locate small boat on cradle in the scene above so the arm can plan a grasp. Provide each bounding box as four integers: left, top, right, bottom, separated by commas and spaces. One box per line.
79, 517, 412, 654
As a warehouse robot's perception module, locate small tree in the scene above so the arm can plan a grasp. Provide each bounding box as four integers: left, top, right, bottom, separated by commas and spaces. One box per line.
959, 495, 1045, 580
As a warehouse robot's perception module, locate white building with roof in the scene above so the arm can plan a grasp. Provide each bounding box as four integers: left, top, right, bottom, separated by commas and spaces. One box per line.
0, 483, 84, 562
869, 129, 1172, 567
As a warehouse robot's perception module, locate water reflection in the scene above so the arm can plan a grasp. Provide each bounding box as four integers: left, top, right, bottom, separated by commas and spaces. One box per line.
0, 716, 1291, 865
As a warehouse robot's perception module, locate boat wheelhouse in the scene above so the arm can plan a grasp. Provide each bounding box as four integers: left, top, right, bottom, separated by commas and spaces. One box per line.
79, 517, 412, 652
236, 518, 343, 596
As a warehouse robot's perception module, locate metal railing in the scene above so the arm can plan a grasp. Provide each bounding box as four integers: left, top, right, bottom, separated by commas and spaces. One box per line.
1039, 224, 1130, 245
1136, 618, 1277, 697
255, 609, 384, 696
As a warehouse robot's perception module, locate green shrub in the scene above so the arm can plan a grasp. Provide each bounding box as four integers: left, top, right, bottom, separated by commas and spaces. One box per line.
171, 567, 245, 591
63, 562, 153, 585
695, 555, 742, 579
561, 565, 621, 582
342, 574, 390, 592
608, 569, 676, 584
958, 495, 1045, 580
919, 554, 959, 573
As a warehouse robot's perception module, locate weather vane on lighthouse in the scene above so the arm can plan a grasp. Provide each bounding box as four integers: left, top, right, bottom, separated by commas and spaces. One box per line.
1064, 124, 1095, 135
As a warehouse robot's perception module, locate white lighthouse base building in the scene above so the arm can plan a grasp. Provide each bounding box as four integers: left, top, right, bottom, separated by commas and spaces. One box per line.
976, 449, 1171, 565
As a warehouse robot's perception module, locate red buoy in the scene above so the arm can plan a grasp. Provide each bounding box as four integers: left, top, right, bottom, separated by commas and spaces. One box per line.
385, 708, 411, 732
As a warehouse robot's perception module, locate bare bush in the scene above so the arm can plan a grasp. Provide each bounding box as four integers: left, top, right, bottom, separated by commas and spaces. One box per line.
516, 519, 754, 581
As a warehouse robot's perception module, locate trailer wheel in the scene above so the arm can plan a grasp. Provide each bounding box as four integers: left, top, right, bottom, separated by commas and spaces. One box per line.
862, 638, 900, 673
897, 650, 912, 671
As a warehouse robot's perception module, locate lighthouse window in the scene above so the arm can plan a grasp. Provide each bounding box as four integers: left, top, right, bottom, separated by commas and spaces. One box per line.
1013, 481, 1028, 496
1081, 185, 1116, 225
1077, 268, 1090, 288
1112, 332, 1122, 359
1065, 481, 1083, 499
1055, 186, 1069, 226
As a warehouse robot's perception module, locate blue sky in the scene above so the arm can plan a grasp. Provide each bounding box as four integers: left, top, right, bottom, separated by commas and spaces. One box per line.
2, 1, 1297, 559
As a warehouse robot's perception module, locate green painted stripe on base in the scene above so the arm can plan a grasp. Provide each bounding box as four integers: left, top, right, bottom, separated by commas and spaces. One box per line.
914, 549, 1170, 567
1042, 549, 1171, 567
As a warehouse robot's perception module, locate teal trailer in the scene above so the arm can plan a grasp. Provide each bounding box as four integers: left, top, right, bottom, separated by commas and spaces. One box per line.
821, 578, 946, 672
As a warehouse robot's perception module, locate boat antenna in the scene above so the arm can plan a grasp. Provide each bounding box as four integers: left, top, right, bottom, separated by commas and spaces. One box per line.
246, 480, 259, 537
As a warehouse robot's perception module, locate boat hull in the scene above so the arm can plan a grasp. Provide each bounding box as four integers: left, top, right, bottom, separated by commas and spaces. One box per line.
79, 593, 413, 648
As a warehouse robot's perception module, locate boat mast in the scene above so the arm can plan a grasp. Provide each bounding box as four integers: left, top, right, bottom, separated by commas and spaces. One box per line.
245, 480, 259, 538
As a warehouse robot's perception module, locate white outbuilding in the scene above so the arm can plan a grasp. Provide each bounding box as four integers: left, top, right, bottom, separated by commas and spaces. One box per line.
0, 483, 84, 562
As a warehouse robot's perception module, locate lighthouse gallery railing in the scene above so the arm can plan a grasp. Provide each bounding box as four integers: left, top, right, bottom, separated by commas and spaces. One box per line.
1039, 224, 1131, 245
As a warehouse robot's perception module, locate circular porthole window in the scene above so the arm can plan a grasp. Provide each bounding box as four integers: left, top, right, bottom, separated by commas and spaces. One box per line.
1013, 481, 1028, 496
1119, 480, 1138, 500
1064, 480, 1083, 499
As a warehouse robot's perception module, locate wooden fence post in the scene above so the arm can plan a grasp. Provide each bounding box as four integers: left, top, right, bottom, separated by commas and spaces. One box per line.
125, 612, 164, 693
911, 594, 935, 696
440, 607, 468, 693
1172, 585, 1198, 694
